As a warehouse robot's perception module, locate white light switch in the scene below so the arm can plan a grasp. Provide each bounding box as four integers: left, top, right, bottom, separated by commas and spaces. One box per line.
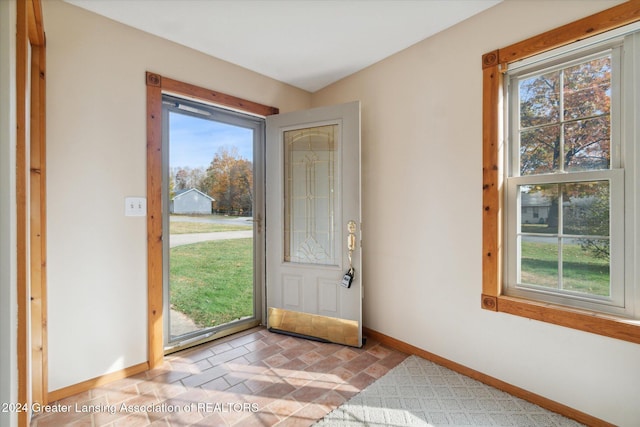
125, 197, 146, 217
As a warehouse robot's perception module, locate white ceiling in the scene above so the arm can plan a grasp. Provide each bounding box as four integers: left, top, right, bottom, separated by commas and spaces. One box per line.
64, 0, 501, 92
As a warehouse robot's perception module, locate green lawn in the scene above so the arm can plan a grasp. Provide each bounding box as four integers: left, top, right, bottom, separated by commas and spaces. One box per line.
170, 238, 253, 327
521, 241, 610, 296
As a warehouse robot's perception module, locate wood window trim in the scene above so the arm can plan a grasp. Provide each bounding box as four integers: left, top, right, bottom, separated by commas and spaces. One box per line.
145, 72, 278, 368
482, 0, 640, 345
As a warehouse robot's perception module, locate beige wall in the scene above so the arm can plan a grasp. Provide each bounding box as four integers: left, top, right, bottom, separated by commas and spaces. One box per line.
43, 0, 640, 424
44, 0, 310, 392
312, 1, 639, 425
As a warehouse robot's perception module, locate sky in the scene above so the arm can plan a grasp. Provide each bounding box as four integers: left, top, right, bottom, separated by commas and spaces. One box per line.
169, 111, 254, 169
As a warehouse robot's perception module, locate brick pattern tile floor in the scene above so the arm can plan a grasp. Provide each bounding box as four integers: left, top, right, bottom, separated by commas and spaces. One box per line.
32, 327, 407, 426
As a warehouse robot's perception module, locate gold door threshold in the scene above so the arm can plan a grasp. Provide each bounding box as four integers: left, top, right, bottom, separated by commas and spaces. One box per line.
267, 307, 360, 347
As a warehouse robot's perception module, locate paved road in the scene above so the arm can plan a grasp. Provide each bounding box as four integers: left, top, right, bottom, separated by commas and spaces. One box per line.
169, 230, 253, 248
170, 215, 253, 226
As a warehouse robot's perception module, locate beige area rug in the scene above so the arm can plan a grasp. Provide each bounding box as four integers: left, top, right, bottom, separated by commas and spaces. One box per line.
314, 355, 585, 427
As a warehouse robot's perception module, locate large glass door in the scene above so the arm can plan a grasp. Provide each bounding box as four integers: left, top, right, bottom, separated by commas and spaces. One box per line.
162, 95, 264, 352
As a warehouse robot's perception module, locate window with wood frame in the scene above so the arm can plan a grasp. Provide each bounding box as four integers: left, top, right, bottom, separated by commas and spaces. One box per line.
482, 0, 640, 344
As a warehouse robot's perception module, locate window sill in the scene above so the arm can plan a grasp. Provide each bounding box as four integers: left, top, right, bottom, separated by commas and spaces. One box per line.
482, 294, 640, 344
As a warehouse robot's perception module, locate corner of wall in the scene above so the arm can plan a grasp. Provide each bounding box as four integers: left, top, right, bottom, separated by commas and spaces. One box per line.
0, 0, 19, 425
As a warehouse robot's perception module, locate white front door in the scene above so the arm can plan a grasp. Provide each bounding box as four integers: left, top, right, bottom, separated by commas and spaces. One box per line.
266, 101, 362, 347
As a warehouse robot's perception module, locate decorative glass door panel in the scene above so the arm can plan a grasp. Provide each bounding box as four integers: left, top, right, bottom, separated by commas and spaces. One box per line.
284, 125, 338, 265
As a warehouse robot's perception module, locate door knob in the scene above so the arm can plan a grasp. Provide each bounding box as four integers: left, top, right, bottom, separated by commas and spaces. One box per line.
249, 213, 262, 233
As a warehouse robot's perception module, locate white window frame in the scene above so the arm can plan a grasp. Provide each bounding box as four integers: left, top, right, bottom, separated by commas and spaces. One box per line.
503, 28, 639, 318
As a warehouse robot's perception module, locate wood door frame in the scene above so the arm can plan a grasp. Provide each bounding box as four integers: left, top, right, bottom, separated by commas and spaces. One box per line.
145, 72, 278, 368
17, 0, 46, 425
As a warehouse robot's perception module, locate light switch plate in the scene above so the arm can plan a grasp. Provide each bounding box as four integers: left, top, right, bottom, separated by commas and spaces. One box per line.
125, 197, 146, 217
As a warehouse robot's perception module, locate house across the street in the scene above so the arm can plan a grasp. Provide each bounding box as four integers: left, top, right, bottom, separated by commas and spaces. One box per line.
170, 188, 214, 215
